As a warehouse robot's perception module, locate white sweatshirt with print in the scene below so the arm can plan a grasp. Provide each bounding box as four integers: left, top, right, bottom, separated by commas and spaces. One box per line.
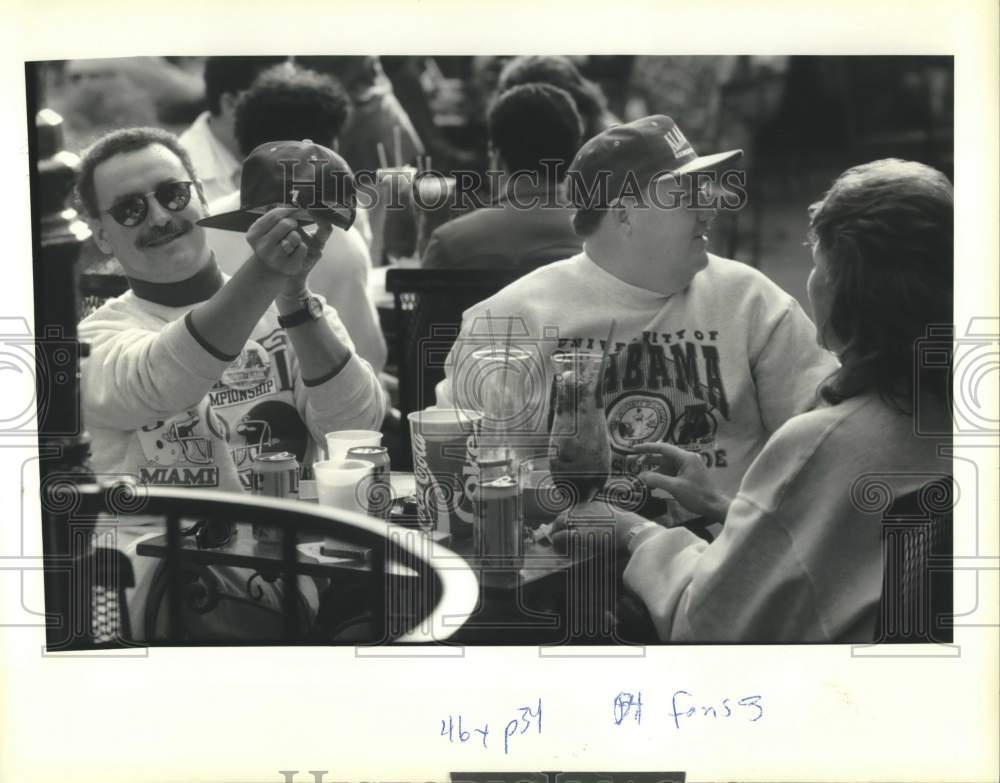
79, 285, 387, 492
438, 252, 839, 498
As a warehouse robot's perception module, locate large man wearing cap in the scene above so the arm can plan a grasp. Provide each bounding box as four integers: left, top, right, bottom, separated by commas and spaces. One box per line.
438, 115, 838, 503
77, 126, 387, 492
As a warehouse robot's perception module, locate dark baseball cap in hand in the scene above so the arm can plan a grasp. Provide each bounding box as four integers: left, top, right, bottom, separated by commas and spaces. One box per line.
197, 140, 357, 232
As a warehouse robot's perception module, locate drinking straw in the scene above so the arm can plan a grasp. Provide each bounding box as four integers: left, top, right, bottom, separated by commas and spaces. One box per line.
392, 126, 403, 167
376, 142, 388, 171
598, 318, 616, 403
500, 314, 515, 415
485, 309, 498, 357
483, 309, 501, 455
425, 154, 432, 174
499, 316, 516, 470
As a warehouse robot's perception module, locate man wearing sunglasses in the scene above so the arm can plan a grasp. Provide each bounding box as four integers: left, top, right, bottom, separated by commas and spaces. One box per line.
75, 126, 387, 492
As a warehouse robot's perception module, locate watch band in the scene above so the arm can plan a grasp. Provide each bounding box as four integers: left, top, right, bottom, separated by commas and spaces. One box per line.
277, 295, 322, 329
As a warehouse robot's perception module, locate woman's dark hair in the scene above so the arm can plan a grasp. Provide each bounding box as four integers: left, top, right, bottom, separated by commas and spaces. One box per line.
807, 158, 953, 412
234, 64, 352, 157
497, 55, 609, 141
75, 126, 205, 219
488, 83, 583, 177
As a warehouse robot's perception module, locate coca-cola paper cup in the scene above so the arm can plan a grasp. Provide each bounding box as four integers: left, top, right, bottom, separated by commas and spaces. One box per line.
407, 408, 482, 540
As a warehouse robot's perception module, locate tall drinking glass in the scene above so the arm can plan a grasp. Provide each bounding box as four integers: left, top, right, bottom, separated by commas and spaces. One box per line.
469, 346, 536, 475
548, 350, 611, 505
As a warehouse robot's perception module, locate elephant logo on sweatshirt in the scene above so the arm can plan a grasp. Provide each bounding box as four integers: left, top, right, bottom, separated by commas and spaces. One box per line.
137, 412, 214, 466
220, 341, 271, 391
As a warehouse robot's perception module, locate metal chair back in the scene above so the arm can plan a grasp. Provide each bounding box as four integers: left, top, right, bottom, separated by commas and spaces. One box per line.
875, 478, 954, 643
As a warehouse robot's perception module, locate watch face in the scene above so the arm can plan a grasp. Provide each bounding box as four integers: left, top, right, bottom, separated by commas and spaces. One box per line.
306, 297, 323, 319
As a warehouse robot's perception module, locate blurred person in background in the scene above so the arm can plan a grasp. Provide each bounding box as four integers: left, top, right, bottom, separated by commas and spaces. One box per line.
380, 56, 476, 172
422, 83, 583, 270
497, 55, 619, 142
626, 57, 738, 142
203, 64, 387, 375
52, 58, 205, 153
297, 55, 425, 264
179, 56, 288, 202
296, 55, 424, 174
594, 159, 954, 642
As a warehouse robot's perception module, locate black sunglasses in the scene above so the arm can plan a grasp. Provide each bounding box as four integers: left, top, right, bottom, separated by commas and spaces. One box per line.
104, 181, 195, 227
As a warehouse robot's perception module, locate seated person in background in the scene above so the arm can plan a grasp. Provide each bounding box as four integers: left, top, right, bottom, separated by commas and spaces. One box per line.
438, 116, 838, 502
76, 127, 387, 493
178, 56, 287, 202
421, 83, 584, 270
295, 55, 424, 175
204, 64, 388, 375
58, 58, 205, 135
380, 56, 476, 172
296, 56, 425, 264
592, 159, 953, 643
497, 55, 619, 142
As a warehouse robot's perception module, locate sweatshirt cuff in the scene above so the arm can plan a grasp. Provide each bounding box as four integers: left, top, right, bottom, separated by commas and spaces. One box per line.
301, 352, 369, 410
161, 314, 235, 381
184, 311, 240, 362
302, 351, 353, 387
629, 522, 705, 557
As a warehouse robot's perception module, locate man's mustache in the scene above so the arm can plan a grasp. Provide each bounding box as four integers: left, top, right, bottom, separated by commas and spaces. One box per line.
138, 219, 193, 248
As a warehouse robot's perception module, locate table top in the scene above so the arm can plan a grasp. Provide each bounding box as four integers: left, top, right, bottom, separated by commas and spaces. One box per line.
128, 473, 629, 643
135, 522, 576, 589
134, 471, 602, 598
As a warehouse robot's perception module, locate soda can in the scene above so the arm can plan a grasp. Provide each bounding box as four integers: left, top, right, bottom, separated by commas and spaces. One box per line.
474, 474, 523, 567
346, 445, 392, 519
251, 451, 299, 542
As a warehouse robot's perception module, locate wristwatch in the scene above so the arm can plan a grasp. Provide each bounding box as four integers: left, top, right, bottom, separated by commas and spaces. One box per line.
277, 295, 323, 329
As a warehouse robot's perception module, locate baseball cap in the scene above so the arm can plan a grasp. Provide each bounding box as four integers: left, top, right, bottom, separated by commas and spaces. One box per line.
566, 115, 743, 209
197, 139, 357, 232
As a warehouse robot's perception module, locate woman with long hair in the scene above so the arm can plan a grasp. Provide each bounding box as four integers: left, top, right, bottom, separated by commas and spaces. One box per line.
567, 159, 953, 642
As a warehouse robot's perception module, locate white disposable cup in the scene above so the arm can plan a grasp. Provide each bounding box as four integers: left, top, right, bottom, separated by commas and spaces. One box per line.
325, 429, 382, 463
313, 459, 372, 513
